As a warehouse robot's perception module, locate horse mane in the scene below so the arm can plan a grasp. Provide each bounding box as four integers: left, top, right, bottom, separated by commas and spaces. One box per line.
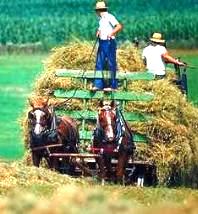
29, 97, 49, 109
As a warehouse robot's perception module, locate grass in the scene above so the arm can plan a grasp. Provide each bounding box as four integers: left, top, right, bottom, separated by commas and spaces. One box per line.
0, 53, 47, 159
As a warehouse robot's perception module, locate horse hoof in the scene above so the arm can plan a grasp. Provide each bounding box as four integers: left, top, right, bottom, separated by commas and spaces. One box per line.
116, 177, 125, 186
101, 179, 105, 186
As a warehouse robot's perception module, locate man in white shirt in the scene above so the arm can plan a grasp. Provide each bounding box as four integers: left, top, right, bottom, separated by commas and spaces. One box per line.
142, 33, 185, 79
92, 1, 122, 91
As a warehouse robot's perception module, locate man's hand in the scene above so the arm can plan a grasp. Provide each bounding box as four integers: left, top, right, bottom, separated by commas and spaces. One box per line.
176, 59, 186, 66
107, 33, 113, 40
107, 23, 123, 39
96, 30, 100, 38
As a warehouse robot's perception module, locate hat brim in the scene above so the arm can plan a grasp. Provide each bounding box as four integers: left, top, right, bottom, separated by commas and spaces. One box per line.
95, 6, 108, 10
150, 38, 165, 43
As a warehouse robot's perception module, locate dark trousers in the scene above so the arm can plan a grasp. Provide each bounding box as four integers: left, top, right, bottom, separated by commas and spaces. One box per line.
94, 39, 118, 89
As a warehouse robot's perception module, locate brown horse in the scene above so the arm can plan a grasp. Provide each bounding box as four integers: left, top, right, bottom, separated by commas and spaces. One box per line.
92, 100, 135, 184
28, 97, 79, 173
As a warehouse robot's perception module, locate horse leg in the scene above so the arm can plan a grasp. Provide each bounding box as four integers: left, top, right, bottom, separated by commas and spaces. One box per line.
116, 154, 129, 185
50, 157, 60, 172
62, 157, 74, 175
96, 155, 106, 185
104, 155, 113, 182
45, 156, 54, 170
136, 164, 145, 187
32, 151, 41, 167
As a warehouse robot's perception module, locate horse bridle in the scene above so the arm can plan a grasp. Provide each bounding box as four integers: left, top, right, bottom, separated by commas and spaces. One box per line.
96, 106, 118, 143
28, 107, 51, 128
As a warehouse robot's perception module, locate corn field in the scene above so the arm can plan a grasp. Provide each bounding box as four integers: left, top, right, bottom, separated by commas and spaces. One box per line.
0, 0, 197, 48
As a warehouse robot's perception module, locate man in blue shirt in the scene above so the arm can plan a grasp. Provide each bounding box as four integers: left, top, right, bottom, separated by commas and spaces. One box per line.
92, 1, 123, 91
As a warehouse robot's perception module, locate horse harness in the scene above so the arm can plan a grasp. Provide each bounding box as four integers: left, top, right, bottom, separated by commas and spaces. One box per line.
28, 107, 78, 150
93, 105, 134, 147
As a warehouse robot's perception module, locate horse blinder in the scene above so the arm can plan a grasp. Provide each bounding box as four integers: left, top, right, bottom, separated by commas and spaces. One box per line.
28, 111, 35, 120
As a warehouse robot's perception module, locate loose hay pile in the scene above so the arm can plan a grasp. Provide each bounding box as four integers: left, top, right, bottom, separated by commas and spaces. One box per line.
22, 41, 198, 186
1, 162, 198, 213
0, 161, 83, 194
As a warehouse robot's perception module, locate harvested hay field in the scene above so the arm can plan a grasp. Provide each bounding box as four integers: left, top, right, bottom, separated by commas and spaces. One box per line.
0, 161, 198, 214
22, 41, 198, 187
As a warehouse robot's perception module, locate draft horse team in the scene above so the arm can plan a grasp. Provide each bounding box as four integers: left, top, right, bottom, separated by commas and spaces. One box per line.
28, 97, 135, 184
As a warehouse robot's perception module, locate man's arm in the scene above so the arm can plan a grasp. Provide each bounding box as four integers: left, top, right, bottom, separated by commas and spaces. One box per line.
162, 52, 185, 66
96, 30, 100, 38
108, 23, 123, 38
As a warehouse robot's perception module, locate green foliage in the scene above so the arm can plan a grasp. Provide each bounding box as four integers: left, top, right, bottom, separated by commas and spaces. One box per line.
0, 54, 47, 160
0, 0, 197, 48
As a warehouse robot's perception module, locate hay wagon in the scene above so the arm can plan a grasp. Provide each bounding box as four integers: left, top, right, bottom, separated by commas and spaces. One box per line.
30, 65, 188, 186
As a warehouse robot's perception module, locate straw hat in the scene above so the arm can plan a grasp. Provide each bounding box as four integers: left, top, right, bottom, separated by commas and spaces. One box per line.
150, 33, 165, 43
95, 1, 108, 10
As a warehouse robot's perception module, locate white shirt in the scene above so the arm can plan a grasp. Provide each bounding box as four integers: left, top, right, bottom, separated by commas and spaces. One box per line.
98, 12, 119, 40
142, 44, 167, 75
